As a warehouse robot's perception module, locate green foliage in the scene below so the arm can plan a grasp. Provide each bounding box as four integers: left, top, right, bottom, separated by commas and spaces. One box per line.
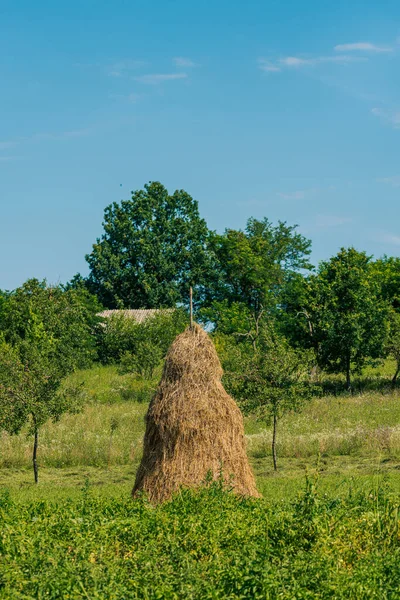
200, 300, 254, 335
119, 342, 163, 379
97, 308, 188, 366
85, 181, 213, 308
0, 480, 399, 599
372, 255, 400, 311
0, 339, 84, 431
224, 323, 312, 422
204, 217, 312, 328
302, 248, 389, 387
0, 278, 100, 371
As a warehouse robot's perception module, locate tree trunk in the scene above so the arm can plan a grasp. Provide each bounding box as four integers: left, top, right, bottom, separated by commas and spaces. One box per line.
33, 428, 39, 484
272, 413, 278, 471
392, 363, 400, 387
346, 356, 351, 391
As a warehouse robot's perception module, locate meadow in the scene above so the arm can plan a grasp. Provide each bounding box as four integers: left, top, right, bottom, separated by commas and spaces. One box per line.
1, 364, 400, 598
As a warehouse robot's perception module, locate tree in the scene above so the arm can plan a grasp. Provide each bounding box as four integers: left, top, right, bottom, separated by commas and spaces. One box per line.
222, 324, 313, 470
0, 279, 101, 368
301, 248, 389, 389
202, 218, 312, 331
85, 182, 213, 309
385, 309, 400, 386
0, 339, 84, 483
371, 256, 400, 311
0, 279, 99, 482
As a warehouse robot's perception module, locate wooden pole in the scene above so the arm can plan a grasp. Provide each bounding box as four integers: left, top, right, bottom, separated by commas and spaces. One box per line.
190, 286, 193, 329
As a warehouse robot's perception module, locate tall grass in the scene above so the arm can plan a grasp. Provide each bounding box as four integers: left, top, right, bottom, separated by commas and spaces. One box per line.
2, 362, 400, 471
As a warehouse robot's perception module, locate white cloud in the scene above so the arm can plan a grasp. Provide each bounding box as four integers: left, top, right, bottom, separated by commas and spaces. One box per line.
335, 42, 392, 53
375, 231, 400, 246
315, 215, 352, 228
105, 60, 146, 77
377, 175, 400, 187
280, 55, 362, 67
259, 54, 364, 73
0, 141, 18, 150
173, 57, 196, 68
371, 107, 400, 129
258, 59, 281, 72
277, 190, 306, 200
0, 128, 91, 150
109, 92, 140, 103
134, 73, 188, 84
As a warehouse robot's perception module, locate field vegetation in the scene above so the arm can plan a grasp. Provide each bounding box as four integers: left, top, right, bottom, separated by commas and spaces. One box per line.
1, 181, 400, 597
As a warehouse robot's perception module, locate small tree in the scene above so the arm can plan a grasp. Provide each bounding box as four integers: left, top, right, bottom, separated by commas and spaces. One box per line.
222, 324, 314, 470
0, 340, 83, 483
0, 279, 97, 482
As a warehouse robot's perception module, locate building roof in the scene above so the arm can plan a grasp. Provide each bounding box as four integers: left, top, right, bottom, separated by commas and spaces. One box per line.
97, 308, 174, 324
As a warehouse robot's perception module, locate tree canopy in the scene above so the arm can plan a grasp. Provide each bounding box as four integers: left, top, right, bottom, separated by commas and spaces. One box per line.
202, 217, 312, 331
301, 248, 389, 388
85, 182, 213, 309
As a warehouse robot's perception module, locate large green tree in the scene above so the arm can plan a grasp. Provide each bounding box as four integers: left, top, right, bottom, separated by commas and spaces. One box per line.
202, 218, 312, 333
301, 248, 389, 389
85, 182, 212, 308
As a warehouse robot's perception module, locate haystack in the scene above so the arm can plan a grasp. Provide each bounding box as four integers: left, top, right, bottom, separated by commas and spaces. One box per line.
133, 323, 259, 503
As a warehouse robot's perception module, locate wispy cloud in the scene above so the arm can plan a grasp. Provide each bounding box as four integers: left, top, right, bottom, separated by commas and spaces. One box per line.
335, 42, 392, 53
315, 215, 352, 229
173, 57, 197, 68
0, 127, 91, 150
277, 186, 336, 201
377, 175, 400, 187
374, 231, 400, 246
259, 54, 364, 73
0, 156, 18, 162
0, 141, 18, 150
109, 92, 140, 103
371, 107, 400, 129
281, 55, 361, 67
277, 190, 306, 200
134, 72, 188, 85
258, 59, 281, 72
106, 60, 146, 77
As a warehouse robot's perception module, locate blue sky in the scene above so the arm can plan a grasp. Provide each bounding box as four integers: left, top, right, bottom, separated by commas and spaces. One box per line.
1, 0, 399, 290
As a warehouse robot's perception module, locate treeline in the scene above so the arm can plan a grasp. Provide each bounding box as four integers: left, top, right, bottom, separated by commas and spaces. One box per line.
75, 181, 399, 389
1, 181, 400, 478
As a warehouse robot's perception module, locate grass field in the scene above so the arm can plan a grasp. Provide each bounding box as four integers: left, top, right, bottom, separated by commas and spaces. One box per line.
1, 364, 400, 598
1, 364, 400, 498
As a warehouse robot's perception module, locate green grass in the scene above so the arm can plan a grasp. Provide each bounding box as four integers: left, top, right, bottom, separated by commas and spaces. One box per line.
1, 374, 400, 509
2, 364, 400, 497
1, 363, 400, 598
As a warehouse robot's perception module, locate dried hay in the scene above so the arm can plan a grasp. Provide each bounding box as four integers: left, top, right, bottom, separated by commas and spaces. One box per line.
133, 323, 260, 503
